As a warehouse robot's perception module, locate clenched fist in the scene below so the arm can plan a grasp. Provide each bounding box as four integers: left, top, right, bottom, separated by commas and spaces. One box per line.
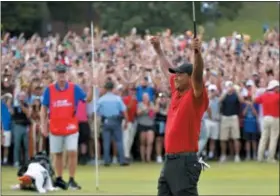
191, 38, 202, 53
150, 36, 162, 54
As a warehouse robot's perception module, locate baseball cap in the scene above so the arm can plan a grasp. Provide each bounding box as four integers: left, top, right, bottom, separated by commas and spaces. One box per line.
117, 84, 123, 90
225, 81, 233, 88
168, 63, 193, 75
208, 84, 217, 91
55, 64, 68, 72
104, 81, 114, 90
1, 93, 12, 99
246, 80, 255, 87
267, 80, 279, 90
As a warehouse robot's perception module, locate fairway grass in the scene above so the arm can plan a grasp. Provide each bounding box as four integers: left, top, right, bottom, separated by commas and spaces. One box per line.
209, 2, 279, 40
1, 161, 279, 195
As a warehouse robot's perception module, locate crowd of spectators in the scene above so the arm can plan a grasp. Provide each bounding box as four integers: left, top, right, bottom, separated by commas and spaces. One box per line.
1, 26, 279, 167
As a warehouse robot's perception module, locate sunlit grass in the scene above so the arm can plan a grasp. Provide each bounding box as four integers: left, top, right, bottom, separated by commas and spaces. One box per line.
1, 161, 279, 195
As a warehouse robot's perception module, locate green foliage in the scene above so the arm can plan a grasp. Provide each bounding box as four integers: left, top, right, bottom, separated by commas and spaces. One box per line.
47, 2, 87, 24
218, 2, 243, 21
3, 1, 273, 39
1, 2, 43, 34
93, 2, 194, 35
92, 2, 246, 35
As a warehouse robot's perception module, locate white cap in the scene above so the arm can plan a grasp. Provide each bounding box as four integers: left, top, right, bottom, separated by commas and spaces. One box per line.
240, 88, 249, 97
225, 81, 233, 88
1, 93, 13, 99
208, 84, 217, 91
267, 80, 279, 90
235, 34, 241, 40
220, 37, 226, 45
117, 84, 123, 90
246, 80, 255, 87
179, 35, 184, 40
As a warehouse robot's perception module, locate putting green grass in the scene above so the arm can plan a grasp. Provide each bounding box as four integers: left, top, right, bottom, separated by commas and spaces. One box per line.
1, 161, 279, 195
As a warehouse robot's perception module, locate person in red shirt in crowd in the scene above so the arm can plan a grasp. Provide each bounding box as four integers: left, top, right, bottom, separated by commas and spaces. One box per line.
122, 87, 138, 161
254, 80, 279, 163
151, 36, 209, 196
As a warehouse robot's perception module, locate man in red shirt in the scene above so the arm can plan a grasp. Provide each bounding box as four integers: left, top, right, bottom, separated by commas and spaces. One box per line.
122, 87, 138, 161
151, 37, 208, 196
254, 80, 279, 163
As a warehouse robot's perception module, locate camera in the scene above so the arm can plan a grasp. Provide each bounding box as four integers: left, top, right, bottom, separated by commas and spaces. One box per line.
266, 69, 274, 76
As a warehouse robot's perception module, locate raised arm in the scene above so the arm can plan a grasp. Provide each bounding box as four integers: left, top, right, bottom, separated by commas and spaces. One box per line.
150, 37, 173, 79
191, 38, 204, 98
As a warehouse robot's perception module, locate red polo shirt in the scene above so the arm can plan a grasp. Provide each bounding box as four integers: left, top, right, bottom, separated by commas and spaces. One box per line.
165, 75, 209, 153
255, 91, 279, 117
123, 95, 138, 122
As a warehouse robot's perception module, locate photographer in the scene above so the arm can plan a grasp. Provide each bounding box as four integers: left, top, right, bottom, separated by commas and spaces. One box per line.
1, 93, 13, 165
1, 75, 14, 95
12, 91, 31, 168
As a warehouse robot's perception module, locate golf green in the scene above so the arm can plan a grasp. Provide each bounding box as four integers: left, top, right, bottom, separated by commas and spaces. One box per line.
1, 161, 279, 195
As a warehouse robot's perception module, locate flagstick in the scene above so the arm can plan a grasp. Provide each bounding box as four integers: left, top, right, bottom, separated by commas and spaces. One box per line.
91, 21, 99, 191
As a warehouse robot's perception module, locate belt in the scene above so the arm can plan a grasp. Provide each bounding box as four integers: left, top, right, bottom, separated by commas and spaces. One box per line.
165, 152, 211, 170
165, 152, 197, 160
101, 115, 123, 124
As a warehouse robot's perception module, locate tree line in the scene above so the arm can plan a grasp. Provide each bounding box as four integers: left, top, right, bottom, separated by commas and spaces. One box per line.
1, 2, 243, 36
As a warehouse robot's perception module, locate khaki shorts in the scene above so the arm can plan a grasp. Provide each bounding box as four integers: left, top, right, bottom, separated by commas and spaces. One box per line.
205, 119, 219, 140
220, 115, 240, 140
89, 115, 101, 138
49, 132, 79, 153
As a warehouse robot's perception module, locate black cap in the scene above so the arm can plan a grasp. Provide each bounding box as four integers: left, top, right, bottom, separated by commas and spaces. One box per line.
104, 81, 114, 90
55, 64, 68, 72
168, 63, 193, 75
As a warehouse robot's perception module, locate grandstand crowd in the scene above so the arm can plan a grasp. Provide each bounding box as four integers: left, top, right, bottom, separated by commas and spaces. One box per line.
1, 27, 279, 168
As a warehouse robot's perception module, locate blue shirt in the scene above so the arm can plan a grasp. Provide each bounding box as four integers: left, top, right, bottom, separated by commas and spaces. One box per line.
242, 103, 259, 133
96, 92, 126, 117
136, 85, 155, 102
42, 82, 86, 110
1, 101, 12, 131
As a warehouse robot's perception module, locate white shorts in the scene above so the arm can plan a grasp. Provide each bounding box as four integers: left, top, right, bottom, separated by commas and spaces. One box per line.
49, 132, 79, 153
205, 120, 219, 140
3, 131, 12, 147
